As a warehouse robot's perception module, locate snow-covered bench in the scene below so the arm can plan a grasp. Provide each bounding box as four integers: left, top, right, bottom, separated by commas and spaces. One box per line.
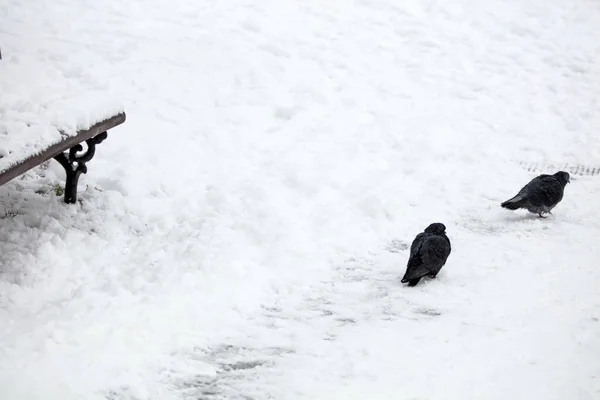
0, 48, 126, 203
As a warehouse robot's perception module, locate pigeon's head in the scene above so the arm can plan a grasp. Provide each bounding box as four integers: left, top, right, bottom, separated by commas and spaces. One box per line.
554, 171, 570, 186
424, 222, 446, 235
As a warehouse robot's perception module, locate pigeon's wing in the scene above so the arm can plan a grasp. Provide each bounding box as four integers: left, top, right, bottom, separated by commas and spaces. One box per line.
401, 233, 427, 282
527, 177, 564, 207
421, 236, 451, 272
515, 183, 531, 197
543, 183, 564, 205
518, 175, 551, 196
402, 235, 449, 282
409, 233, 426, 258
501, 177, 539, 208
443, 234, 451, 258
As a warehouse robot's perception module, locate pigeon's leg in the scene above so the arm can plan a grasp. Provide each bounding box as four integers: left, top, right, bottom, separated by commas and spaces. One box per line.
428, 273, 437, 279
538, 212, 547, 218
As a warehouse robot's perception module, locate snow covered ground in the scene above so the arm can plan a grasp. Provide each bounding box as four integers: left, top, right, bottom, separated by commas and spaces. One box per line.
1, 0, 600, 398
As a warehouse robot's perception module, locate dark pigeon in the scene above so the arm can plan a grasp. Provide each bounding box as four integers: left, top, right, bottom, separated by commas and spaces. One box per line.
501, 171, 570, 217
401, 223, 451, 287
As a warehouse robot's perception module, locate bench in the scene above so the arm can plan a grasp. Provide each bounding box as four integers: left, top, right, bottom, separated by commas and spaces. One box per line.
0, 45, 126, 204
0, 113, 126, 203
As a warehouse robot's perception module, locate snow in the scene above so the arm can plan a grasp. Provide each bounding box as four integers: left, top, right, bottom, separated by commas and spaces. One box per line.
1, 0, 600, 399
0, 53, 124, 174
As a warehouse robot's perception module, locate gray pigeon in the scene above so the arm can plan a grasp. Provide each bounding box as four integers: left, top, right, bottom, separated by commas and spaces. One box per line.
501, 171, 570, 217
401, 223, 451, 287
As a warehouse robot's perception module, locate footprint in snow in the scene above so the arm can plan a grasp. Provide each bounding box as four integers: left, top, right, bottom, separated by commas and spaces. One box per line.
385, 239, 409, 253
412, 307, 442, 317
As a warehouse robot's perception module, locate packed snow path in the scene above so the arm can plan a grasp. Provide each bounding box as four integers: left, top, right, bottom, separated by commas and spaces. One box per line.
1, 0, 600, 399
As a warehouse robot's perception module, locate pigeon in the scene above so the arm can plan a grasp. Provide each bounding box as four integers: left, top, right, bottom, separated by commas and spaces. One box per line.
501, 171, 570, 217
401, 223, 451, 287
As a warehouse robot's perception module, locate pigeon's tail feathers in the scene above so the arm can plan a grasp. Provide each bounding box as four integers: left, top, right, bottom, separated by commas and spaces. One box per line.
405, 277, 422, 287
501, 194, 527, 210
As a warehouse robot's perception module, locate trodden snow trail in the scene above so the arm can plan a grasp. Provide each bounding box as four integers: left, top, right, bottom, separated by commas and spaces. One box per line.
177, 198, 600, 399
1, 0, 600, 398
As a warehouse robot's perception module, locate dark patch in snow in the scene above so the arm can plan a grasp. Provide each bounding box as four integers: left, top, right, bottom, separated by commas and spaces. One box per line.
385, 239, 409, 252
342, 257, 375, 266
519, 161, 600, 176
105, 388, 145, 400
456, 219, 510, 235
347, 275, 368, 282
222, 360, 268, 371
261, 305, 282, 312
174, 345, 294, 399
413, 307, 442, 316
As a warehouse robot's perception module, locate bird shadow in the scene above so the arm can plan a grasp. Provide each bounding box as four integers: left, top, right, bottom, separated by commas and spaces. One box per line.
501, 213, 552, 222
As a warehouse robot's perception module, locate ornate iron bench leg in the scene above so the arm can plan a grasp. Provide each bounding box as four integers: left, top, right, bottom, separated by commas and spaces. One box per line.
53, 131, 109, 204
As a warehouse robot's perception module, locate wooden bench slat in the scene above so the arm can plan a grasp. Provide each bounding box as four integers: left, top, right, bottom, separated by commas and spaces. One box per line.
0, 113, 126, 187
